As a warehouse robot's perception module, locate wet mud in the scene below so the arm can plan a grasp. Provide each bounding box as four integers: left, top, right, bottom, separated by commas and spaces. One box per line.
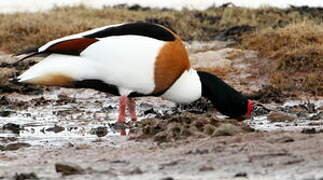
0, 46, 322, 179
0, 85, 322, 180
130, 112, 253, 142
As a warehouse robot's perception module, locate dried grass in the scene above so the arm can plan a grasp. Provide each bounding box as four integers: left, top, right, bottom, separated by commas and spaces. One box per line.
0, 6, 317, 53
241, 21, 323, 95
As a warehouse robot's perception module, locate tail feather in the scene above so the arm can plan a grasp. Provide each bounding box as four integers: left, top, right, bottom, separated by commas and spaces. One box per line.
13, 46, 41, 62
17, 54, 94, 86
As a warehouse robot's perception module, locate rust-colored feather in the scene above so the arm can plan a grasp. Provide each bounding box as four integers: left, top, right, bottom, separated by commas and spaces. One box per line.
153, 37, 190, 93
48, 38, 98, 51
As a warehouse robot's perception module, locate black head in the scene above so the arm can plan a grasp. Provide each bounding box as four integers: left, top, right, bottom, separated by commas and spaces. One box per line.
197, 71, 252, 119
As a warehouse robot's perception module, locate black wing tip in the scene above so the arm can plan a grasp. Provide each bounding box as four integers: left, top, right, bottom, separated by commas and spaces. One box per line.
13, 46, 41, 62
84, 22, 176, 41
16, 52, 40, 62
14, 46, 40, 57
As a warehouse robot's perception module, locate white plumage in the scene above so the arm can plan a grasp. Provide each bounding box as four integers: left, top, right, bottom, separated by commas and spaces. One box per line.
161, 69, 201, 104
81, 35, 165, 95
18, 54, 95, 82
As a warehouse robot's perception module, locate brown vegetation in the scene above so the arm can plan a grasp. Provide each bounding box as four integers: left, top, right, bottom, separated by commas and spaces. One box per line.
241, 21, 323, 95
0, 6, 319, 53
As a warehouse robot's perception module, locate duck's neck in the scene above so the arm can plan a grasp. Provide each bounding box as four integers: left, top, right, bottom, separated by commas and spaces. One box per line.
197, 71, 251, 118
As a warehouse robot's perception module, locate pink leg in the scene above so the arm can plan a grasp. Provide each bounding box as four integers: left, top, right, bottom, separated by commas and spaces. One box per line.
117, 96, 128, 123
120, 129, 126, 136
127, 98, 137, 121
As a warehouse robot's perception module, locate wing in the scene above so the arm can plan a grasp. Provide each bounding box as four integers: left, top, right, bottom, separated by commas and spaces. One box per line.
15, 22, 176, 61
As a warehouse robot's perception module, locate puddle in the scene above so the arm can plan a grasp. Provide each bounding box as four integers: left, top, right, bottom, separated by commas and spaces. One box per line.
0, 88, 176, 147
247, 100, 323, 132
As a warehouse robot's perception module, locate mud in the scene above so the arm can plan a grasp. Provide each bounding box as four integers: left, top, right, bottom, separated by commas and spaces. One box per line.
0, 87, 322, 180
130, 112, 253, 142
0, 44, 323, 179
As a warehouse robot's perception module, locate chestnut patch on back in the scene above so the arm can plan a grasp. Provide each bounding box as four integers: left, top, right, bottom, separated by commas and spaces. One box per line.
154, 37, 190, 93
47, 38, 98, 55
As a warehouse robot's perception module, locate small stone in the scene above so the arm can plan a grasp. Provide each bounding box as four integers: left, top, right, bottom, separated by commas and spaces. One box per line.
2, 123, 21, 134
289, 105, 306, 113
234, 172, 248, 177
123, 167, 143, 175
14, 172, 39, 180
110, 160, 129, 164
160, 177, 174, 180
46, 125, 65, 133
90, 126, 108, 137
0, 110, 11, 117
0, 145, 4, 151
267, 112, 296, 122
55, 163, 84, 176
199, 166, 214, 172
271, 136, 294, 143
301, 128, 318, 134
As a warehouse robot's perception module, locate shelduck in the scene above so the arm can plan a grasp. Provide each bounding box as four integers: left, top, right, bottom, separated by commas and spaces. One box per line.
15, 22, 254, 122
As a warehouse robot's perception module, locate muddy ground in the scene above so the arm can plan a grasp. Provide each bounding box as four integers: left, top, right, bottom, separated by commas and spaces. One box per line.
0, 42, 323, 180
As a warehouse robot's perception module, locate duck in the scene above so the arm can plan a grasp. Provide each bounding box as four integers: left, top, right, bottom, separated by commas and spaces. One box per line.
15, 22, 254, 122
